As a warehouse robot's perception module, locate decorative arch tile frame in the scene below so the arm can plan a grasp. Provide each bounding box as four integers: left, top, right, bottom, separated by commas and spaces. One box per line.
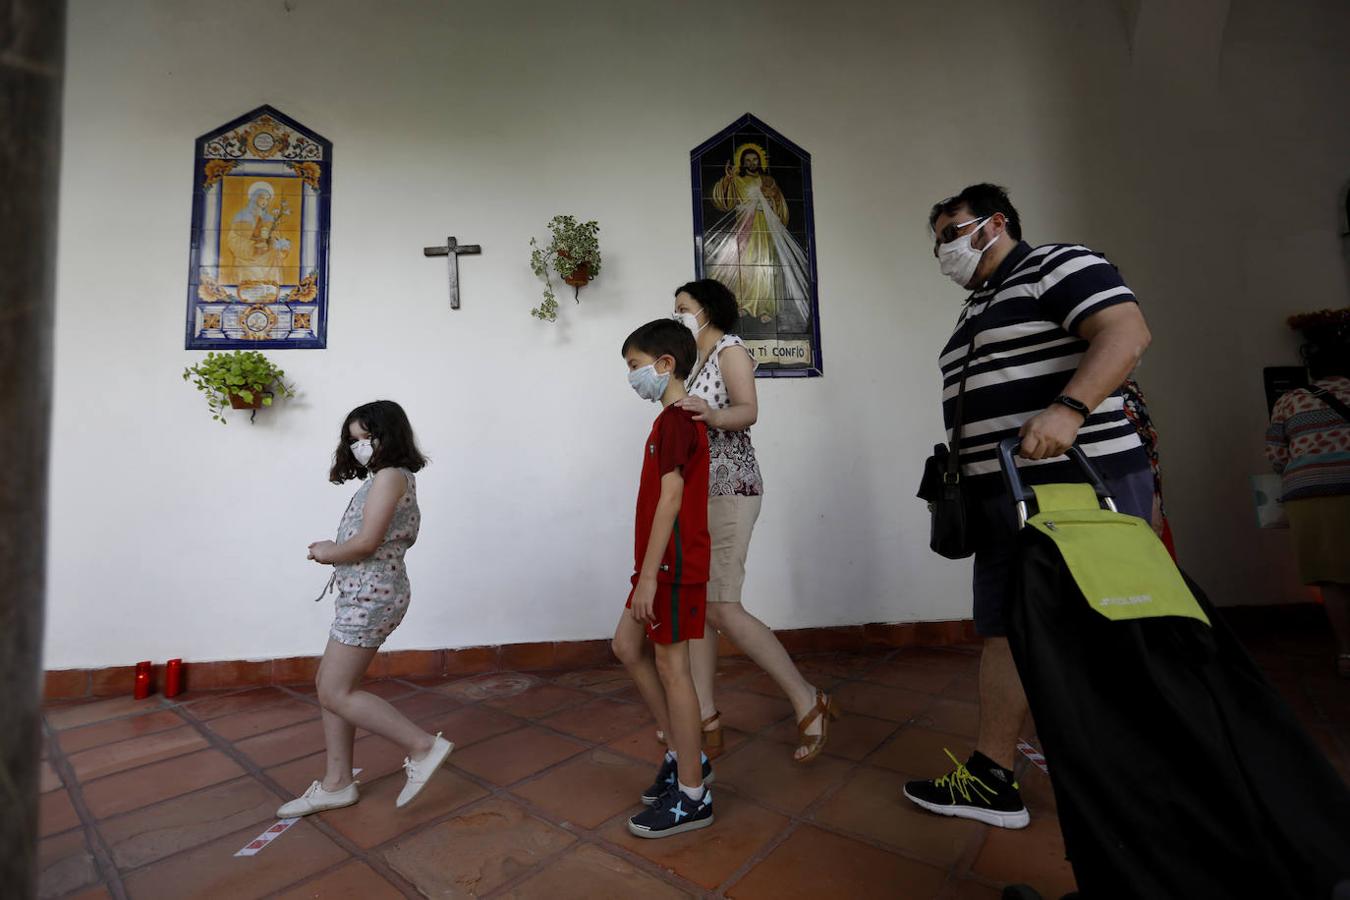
690, 113, 822, 377
184, 106, 331, 349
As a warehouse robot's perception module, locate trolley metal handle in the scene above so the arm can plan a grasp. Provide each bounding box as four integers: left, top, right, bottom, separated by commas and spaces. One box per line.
997, 436, 1117, 528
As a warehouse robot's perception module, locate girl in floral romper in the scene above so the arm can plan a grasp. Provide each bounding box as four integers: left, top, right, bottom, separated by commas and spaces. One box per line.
276, 400, 454, 818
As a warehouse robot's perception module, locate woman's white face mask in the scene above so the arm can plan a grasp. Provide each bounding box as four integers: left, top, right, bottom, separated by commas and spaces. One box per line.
937, 217, 1001, 288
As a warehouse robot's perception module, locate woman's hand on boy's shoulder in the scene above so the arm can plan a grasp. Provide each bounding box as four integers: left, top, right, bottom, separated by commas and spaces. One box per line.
675, 395, 715, 425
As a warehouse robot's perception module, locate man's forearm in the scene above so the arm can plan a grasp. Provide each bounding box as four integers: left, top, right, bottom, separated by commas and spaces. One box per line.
1062, 322, 1151, 411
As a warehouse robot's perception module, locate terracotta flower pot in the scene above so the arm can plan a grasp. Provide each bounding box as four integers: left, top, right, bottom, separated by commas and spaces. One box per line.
228, 390, 266, 410
562, 261, 592, 288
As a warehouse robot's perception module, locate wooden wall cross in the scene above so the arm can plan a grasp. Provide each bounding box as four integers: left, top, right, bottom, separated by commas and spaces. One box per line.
422, 236, 482, 310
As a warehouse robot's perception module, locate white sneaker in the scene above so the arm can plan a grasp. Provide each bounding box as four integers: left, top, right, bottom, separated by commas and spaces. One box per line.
276, 780, 359, 818
396, 733, 454, 808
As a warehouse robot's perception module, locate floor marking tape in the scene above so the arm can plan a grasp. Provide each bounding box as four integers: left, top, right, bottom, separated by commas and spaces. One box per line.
1017, 739, 1049, 775
235, 769, 363, 857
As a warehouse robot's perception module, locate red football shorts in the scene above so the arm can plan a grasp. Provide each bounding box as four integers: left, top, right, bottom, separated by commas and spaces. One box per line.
625, 582, 706, 645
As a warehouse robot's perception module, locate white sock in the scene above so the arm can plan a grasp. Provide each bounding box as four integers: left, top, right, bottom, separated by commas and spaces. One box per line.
678, 781, 705, 802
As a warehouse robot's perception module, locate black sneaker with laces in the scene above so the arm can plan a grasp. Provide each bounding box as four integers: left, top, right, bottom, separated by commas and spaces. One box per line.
628, 783, 714, 838
641, 752, 713, 806
902, 749, 1030, 829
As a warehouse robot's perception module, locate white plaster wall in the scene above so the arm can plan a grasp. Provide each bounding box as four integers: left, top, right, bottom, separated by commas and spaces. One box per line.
44, 0, 1350, 668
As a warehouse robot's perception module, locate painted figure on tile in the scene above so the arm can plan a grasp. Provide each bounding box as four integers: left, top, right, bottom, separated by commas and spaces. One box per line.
226, 181, 293, 285
705, 143, 810, 326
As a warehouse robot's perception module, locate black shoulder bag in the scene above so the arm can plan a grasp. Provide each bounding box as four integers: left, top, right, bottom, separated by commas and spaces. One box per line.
917, 324, 979, 559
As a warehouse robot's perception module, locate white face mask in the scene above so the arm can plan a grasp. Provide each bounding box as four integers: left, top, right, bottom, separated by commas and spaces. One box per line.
351, 438, 375, 467
937, 217, 1001, 288
672, 308, 705, 337
628, 363, 671, 402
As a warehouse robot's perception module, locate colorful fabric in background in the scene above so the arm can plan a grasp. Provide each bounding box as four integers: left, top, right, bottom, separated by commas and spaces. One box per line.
1120, 378, 1176, 559
1264, 375, 1350, 502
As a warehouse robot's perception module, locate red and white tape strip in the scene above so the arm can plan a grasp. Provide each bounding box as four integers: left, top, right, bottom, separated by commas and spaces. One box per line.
235, 768, 362, 857
1017, 739, 1049, 775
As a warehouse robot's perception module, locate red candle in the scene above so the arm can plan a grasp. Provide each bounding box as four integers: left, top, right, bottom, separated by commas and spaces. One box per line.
164, 659, 183, 698
133, 660, 153, 699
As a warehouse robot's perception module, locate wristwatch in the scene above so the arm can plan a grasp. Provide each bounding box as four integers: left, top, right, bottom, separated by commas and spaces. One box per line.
1052, 394, 1090, 418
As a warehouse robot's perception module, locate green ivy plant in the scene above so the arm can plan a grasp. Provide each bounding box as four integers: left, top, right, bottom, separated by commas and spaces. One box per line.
529, 214, 602, 322
182, 350, 296, 424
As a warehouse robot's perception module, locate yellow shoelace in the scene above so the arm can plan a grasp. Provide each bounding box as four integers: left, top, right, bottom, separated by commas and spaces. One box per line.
933, 748, 999, 805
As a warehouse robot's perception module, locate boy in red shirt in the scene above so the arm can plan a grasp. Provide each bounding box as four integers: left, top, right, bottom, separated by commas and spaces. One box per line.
612, 319, 715, 837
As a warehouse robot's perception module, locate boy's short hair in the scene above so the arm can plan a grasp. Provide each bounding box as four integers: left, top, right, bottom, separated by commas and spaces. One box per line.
621, 319, 698, 380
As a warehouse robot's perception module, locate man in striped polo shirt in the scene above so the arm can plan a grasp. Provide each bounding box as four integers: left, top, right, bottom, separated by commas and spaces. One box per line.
903, 184, 1155, 829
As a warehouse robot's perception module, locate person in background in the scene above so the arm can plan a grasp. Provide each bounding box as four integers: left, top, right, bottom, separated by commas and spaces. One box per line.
1265, 338, 1350, 678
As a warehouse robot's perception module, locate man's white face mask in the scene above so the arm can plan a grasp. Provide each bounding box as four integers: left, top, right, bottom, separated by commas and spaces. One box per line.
937, 217, 1001, 288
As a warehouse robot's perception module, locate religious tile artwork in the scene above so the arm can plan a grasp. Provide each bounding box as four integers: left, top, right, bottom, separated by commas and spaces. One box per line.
184, 106, 331, 349
690, 113, 822, 377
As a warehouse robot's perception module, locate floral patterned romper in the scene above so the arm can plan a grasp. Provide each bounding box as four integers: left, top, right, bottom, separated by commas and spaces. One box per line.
327, 469, 420, 649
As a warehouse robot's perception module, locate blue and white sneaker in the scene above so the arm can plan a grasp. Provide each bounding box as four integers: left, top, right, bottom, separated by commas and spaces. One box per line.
641, 752, 714, 806
628, 784, 714, 838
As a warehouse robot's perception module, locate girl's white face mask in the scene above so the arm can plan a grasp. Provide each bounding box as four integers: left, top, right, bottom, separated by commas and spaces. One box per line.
937, 217, 1001, 288
351, 438, 375, 467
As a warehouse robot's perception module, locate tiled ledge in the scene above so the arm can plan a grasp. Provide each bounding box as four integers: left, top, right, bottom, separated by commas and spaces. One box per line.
44, 619, 979, 700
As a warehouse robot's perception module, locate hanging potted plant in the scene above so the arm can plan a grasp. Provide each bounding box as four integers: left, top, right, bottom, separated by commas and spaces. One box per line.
182, 350, 296, 424
529, 214, 602, 322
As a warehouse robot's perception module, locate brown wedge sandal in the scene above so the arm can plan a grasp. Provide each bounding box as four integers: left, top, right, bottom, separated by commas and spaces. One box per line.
793, 690, 840, 764
655, 711, 723, 755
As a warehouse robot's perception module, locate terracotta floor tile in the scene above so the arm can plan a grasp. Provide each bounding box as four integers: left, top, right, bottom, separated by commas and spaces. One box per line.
322, 766, 488, 848
973, 813, 1077, 899
450, 726, 586, 786
814, 765, 982, 866
382, 796, 575, 897
727, 823, 948, 899
601, 792, 789, 890
205, 698, 320, 741
98, 775, 277, 870
236, 719, 327, 768
833, 681, 931, 723
38, 829, 99, 899
868, 725, 972, 776
943, 673, 981, 703
539, 696, 653, 744
501, 842, 696, 899
360, 678, 418, 701
605, 724, 672, 766
484, 683, 593, 719
438, 671, 542, 703
45, 695, 165, 731
711, 738, 852, 815
889, 647, 981, 673
121, 818, 348, 900
714, 689, 795, 733
267, 734, 409, 797
911, 697, 980, 738
176, 686, 294, 721
273, 860, 404, 900
762, 711, 899, 761
941, 879, 1004, 899
731, 669, 824, 698
67, 726, 209, 782
64, 885, 113, 900
39, 787, 81, 838
82, 748, 246, 819
389, 689, 462, 722
414, 703, 526, 749
511, 749, 654, 829
550, 666, 631, 694
40, 759, 62, 793
866, 660, 961, 694
57, 709, 189, 754
796, 652, 888, 682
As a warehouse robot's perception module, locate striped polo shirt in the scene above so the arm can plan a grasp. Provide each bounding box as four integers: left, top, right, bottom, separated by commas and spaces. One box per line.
939, 240, 1149, 492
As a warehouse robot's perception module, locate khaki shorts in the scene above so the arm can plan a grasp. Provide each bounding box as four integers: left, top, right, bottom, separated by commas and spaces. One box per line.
1286, 495, 1350, 585
707, 494, 762, 603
